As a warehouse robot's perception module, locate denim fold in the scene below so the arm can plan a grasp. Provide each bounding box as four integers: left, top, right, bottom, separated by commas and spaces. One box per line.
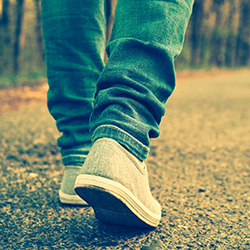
41, 0, 107, 163
90, 0, 194, 160
42, 0, 194, 162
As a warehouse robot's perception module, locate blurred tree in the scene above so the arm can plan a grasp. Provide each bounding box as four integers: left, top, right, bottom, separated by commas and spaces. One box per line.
34, 0, 44, 65
235, 0, 250, 66
0, 0, 11, 74
0, 0, 249, 78
210, 0, 225, 67
190, 0, 204, 67
104, 0, 117, 63
13, 0, 25, 74
1, 0, 9, 25
198, 0, 211, 67
225, 0, 237, 67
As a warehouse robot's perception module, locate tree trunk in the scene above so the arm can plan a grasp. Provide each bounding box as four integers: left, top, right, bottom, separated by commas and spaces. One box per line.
190, 0, 204, 67
225, 0, 237, 67
34, 0, 44, 65
104, 0, 117, 63
235, 0, 250, 66
1, 0, 9, 25
13, 0, 25, 74
198, 0, 211, 67
0, 0, 11, 73
210, 0, 225, 67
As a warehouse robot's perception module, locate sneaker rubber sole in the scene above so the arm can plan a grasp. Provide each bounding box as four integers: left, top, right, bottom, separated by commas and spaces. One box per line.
74, 174, 161, 228
59, 190, 88, 205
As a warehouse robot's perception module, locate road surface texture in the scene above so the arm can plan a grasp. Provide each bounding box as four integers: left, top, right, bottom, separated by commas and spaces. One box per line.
1, 70, 250, 249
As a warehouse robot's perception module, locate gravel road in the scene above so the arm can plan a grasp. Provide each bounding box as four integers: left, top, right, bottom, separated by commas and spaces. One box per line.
1, 70, 250, 249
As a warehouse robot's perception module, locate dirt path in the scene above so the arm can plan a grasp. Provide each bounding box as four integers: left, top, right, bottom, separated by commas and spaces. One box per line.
1, 70, 250, 249
0, 82, 48, 115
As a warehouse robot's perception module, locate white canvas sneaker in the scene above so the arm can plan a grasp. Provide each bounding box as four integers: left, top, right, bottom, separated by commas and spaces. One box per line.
59, 165, 88, 205
74, 138, 161, 227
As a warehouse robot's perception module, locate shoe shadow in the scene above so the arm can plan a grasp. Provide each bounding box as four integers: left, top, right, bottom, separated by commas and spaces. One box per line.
59, 200, 160, 249
87, 221, 154, 248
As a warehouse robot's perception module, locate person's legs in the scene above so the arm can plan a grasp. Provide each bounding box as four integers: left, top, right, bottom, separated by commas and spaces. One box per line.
75, 0, 194, 226
90, 0, 194, 161
41, 0, 107, 204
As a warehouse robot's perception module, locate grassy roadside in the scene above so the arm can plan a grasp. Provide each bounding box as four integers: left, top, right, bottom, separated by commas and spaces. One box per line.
1, 68, 249, 116
0, 70, 46, 89
0, 67, 249, 90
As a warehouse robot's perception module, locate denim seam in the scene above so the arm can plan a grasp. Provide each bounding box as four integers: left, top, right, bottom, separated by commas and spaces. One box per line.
62, 155, 88, 165
62, 154, 88, 160
92, 124, 149, 153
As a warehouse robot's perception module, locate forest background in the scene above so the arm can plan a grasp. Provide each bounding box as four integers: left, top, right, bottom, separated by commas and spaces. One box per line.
0, 0, 250, 88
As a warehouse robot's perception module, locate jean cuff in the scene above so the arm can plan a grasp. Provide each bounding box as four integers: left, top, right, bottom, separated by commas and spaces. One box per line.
60, 143, 91, 166
61, 155, 88, 166
92, 125, 149, 161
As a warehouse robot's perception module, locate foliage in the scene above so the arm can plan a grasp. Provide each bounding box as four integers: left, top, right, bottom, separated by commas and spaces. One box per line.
0, 0, 45, 76
0, 0, 250, 87
176, 0, 250, 69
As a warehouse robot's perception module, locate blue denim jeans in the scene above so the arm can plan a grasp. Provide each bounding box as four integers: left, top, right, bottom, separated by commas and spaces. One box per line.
41, 0, 194, 164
